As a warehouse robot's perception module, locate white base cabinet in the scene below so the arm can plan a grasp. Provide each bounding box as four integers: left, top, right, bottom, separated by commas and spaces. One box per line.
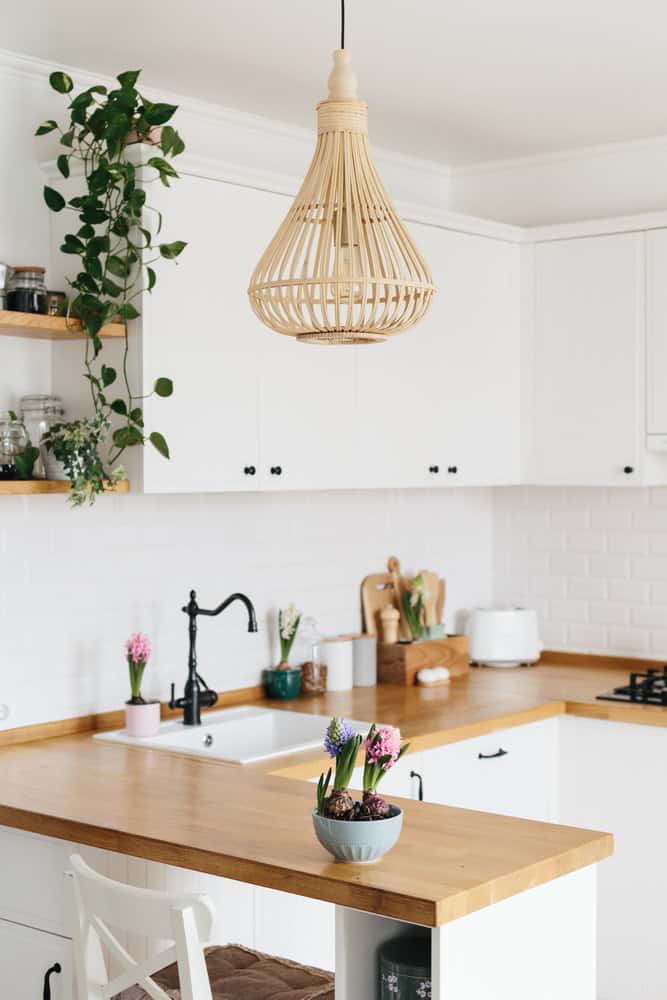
0, 920, 72, 1000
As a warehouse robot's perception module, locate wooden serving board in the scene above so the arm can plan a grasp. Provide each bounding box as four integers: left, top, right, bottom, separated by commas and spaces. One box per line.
378, 636, 469, 686
361, 572, 397, 637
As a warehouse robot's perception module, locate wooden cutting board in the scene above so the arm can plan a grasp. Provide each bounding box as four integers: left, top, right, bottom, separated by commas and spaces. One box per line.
419, 569, 441, 627
361, 572, 397, 637
387, 556, 412, 641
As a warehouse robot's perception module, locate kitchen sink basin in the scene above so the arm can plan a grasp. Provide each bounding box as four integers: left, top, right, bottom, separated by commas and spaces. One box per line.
95, 706, 370, 764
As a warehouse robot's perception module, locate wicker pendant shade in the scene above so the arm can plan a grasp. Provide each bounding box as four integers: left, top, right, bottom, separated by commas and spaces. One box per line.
248, 49, 436, 345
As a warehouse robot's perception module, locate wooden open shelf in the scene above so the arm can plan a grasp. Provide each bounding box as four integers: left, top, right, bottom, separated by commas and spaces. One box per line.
0, 479, 130, 496
0, 310, 125, 341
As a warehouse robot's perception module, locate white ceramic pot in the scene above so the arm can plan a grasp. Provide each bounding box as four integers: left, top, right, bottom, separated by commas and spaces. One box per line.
125, 701, 161, 738
312, 806, 403, 863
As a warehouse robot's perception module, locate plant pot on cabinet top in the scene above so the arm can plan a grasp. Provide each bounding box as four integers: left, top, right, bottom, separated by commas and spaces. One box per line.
264, 667, 302, 700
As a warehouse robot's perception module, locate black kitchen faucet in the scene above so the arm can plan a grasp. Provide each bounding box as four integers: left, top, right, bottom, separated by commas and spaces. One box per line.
170, 589, 258, 725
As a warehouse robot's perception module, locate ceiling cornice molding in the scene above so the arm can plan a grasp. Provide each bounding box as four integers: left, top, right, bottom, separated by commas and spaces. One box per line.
451, 132, 667, 178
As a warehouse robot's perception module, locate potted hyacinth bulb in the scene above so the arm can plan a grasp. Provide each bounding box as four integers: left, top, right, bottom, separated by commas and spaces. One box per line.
312, 717, 409, 863
124, 632, 160, 737
265, 603, 302, 700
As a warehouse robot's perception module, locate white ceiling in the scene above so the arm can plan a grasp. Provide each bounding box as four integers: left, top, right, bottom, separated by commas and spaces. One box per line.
7, 0, 667, 166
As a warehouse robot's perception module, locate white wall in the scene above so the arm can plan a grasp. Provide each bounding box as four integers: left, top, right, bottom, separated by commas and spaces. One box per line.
0, 488, 493, 727
494, 486, 667, 659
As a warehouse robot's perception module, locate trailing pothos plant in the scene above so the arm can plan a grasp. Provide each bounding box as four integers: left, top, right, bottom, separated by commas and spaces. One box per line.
37, 68, 187, 506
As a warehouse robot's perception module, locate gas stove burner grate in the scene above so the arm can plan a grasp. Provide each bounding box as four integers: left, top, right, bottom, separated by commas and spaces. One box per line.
597, 666, 667, 706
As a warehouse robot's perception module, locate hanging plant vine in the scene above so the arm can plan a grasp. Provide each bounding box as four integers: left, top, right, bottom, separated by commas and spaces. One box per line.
37, 68, 186, 506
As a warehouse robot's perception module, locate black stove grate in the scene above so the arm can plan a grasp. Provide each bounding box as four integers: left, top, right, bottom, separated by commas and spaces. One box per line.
597, 666, 667, 706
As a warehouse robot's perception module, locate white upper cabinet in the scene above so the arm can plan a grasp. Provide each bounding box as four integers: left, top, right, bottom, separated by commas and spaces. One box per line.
646, 229, 667, 443
355, 223, 521, 488
529, 232, 644, 485
141, 176, 286, 494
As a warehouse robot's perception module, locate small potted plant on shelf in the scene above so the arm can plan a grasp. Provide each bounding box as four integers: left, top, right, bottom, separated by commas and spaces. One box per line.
312, 717, 409, 863
264, 603, 303, 699
124, 632, 160, 737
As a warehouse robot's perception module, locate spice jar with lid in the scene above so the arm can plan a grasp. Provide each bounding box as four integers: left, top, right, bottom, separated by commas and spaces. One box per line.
20, 395, 65, 479
7, 267, 48, 314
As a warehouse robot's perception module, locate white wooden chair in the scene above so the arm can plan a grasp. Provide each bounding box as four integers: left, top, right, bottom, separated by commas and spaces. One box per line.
66, 854, 335, 1000
66, 853, 215, 1000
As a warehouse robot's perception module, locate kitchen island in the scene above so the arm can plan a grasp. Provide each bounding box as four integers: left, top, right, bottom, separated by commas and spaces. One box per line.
3, 657, 658, 999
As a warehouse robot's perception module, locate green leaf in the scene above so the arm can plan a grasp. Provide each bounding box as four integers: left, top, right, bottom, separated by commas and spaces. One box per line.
44, 186, 66, 212
81, 207, 109, 225
146, 266, 156, 291
56, 154, 70, 178
35, 119, 58, 136
107, 255, 130, 278
14, 446, 40, 480
149, 431, 170, 460
113, 426, 143, 449
130, 408, 144, 427
144, 103, 178, 126
110, 398, 127, 415
153, 377, 173, 398
77, 223, 95, 240
101, 366, 117, 387
60, 130, 74, 148
60, 234, 84, 255
102, 277, 122, 297
119, 303, 140, 321
49, 71, 73, 94
147, 156, 179, 179
159, 240, 187, 260
117, 70, 141, 89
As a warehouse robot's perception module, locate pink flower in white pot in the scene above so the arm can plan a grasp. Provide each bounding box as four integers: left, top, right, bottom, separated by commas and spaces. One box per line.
124, 632, 160, 737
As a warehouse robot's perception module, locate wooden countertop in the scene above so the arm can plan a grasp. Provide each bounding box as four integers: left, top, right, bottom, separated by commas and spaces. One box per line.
0, 660, 634, 927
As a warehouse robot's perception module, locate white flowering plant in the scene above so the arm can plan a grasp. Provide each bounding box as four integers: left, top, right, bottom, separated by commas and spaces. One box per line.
277, 603, 301, 667
402, 574, 426, 640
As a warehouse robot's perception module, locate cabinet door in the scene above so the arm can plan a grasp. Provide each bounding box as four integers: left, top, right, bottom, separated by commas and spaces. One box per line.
258, 340, 358, 491
0, 920, 72, 1000
646, 229, 667, 438
420, 720, 558, 822
0, 825, 74, 936
355, 224, 520, 488
141, 177, 287, 493
559, 716, 667, 1000
531, 233, 643, 485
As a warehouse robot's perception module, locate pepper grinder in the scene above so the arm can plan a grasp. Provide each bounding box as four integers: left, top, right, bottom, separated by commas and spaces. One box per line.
380, 605, 400, 645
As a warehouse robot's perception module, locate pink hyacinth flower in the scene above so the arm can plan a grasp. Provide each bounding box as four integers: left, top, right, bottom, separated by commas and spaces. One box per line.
365, 725, 402, 770
125, 632, 152, 665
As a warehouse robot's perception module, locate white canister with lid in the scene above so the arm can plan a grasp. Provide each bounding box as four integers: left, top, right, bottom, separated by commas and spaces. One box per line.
321, 636, 355, 691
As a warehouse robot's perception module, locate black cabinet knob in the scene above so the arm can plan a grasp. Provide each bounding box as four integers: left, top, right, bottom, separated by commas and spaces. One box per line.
43, 963, 62, 1000
429, 465, 439, 474
623, 466, 634, 475
243, 466, 256, 476
270, 466, 282, 476
447, 465, 458, 474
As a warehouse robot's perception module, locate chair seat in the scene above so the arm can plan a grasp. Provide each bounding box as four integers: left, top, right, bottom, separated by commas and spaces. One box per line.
118, 943, 335, 1000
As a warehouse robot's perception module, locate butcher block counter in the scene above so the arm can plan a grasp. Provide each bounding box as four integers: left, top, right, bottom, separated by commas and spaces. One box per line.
0, 658, 626, 927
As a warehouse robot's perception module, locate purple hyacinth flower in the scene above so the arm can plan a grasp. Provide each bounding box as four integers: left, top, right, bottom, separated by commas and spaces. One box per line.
324, 717, 358, 758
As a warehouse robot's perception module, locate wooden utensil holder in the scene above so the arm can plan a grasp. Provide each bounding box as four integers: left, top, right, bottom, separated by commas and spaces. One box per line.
377, 635, 469, 686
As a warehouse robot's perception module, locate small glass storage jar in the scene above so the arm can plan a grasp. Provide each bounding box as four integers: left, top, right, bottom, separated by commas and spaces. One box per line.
7, 267, 48, 314
0, 414, 29, 480
20, 395, 65, 479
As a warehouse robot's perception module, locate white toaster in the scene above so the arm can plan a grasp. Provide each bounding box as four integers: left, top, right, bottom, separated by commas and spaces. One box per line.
467, 608, 542, 668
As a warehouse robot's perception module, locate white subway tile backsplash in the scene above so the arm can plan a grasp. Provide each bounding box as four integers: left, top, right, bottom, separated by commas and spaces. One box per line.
494, 487, 667, 660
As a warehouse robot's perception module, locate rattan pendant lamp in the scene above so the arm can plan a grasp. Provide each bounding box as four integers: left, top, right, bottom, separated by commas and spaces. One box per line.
248, 0, 436, 345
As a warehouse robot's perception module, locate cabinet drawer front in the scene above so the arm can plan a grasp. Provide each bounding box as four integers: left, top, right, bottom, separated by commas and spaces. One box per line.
0, 826, 74, 935
0, 919, 72, 1000
422, 719, 558, 822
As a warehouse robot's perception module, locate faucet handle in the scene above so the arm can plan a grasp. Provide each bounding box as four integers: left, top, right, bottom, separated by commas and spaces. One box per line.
169, 683, 176, 709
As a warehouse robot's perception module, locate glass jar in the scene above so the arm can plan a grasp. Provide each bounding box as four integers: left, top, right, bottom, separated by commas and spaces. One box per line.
7, 267, 48, 314
295, 617, 328, 695
20, 395, 65, 479
0, 414, 29, 480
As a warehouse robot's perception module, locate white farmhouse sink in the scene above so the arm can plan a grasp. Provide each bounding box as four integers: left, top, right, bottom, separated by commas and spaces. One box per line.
95, 706, 370, 765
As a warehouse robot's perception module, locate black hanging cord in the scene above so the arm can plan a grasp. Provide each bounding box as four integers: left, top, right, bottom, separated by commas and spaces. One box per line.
340, 0, 346, 49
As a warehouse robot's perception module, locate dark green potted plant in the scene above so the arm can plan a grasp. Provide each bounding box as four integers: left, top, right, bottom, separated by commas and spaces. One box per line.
36, 69, 187, 505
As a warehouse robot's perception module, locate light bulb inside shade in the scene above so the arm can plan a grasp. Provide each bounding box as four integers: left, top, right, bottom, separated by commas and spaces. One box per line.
331, 243, 363, 302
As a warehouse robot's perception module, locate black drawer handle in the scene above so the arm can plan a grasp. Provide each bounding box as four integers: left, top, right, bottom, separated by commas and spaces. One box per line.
410, 770, 424, 801
623, 465, 634, 475
447, 465, 458, 474
428, 465, 439, 474
43, 963, 61, 1000
270, 465, 282, 476
478, 748, 508, 760
244, 465, 256, 476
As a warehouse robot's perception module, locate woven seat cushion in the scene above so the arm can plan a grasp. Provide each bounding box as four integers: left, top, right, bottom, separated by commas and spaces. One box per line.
118, 943, 334, 1000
